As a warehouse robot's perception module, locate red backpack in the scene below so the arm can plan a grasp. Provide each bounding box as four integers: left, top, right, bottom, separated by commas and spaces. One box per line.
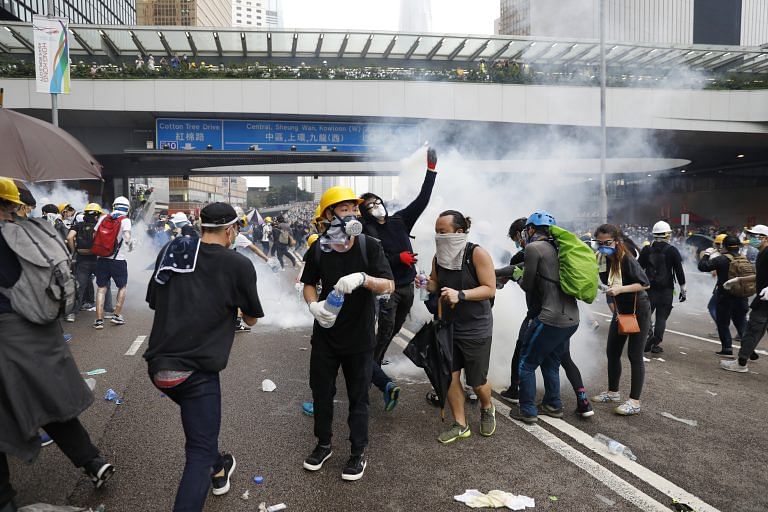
91, 215, 125, 257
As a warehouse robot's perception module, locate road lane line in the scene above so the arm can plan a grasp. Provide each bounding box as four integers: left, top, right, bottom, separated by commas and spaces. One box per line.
591, 311, 767, 356
537, 416, 721, 512
125, 335, 147, 356
491, 399, 670, 511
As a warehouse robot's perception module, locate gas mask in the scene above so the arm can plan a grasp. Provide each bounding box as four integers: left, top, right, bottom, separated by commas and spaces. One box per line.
320, 214, 362, 252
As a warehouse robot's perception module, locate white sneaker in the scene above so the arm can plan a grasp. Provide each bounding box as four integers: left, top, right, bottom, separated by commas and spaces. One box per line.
65, 313, 76, 323
720, 359, 748, 373
592, 391, 621, 403
614, 400, 641, 416
110, 314, 125, 325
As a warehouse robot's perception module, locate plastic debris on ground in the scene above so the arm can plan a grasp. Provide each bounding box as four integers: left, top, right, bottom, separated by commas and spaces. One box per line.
454, 489, 535, 510
548, 495, 558, 502
261, 379, 277, 392
18, 505, 103, 512
85, 369, 107, 376
596, 494, 616, 506
653, 358, 666, 362
593, 434, 637, 461
267, 504, 287, 512
680, 352, 687, 355
659, 412, 698, 427
299, 347, 308, 351
705, 390, 717, 396
84, 378, 96, 392
302, 402, 314, 416
253, 475, 264, 484
104, 389, 118, 401
241, 490, 250, 500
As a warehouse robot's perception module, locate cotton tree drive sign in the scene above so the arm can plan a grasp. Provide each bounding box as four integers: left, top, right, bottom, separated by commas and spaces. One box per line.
32, 15, 70, 94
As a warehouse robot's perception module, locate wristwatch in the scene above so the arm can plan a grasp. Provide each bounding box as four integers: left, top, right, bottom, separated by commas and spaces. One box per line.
458, 290, 466, 302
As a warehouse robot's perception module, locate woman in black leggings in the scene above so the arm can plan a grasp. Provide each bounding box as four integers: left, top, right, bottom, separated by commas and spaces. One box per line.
591, 224, 651, 416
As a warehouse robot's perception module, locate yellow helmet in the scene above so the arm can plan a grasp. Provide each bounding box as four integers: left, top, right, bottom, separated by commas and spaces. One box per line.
307, 233, 319, 247
714, 234, 727, 245
642, 241, 651, 247
318, 186, 363, 217
264, 216, 272, 223
84, 202, 102, 214
0, 177, 22, 204
57, 202, 72, 213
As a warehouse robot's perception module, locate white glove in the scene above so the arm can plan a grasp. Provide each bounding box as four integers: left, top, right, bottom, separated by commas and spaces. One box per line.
334, 272, 366, 295
308, 301, 337, 328
723, 277, 739, 291
760, 287, 768, 301
703, 247, 716, 256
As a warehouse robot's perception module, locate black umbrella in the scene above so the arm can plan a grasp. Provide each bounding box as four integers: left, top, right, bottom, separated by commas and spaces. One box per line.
685, 234, 714, 253
404, 299, 454, 420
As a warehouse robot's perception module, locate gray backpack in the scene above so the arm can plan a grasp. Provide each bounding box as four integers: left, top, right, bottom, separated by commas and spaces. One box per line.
0, 218, 77, 324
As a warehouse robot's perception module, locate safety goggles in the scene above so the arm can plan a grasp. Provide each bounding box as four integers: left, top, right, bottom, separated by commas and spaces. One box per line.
591, 239, 616, 247
364, 199, 383, 211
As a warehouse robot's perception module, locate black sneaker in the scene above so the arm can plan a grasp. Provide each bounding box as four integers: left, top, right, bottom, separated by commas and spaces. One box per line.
539, 403, 564, 418
509, 407, 538, 424
576, 399, 595, 418
303, 444, 333, 471
235, 320, 251, 333
716, 350, 734, 358
650, 345, 664, 354
211, 453, 236, 496
341, 452, 367, 481
499, 387, 519, 404
750, 352, 759, 361
83, 457, 115, 489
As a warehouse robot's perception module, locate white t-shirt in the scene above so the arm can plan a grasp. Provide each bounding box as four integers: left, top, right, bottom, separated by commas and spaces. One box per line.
235, 233, 253, 251
95, 215, 132, 261
261, 224, 271, 242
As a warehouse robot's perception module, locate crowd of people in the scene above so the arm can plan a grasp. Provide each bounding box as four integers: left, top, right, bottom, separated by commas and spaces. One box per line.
1, 159, 767, 512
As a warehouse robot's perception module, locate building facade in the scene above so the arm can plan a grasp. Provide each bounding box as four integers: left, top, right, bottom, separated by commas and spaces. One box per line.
497, 0, 767, 46
232, 0, 280, 28
137, 0, 231, 27
0, 0, 135, 24
169, 175, 247, 213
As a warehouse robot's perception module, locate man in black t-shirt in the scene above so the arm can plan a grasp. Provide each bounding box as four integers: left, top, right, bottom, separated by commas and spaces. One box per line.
300, 187, 394, 482
144, 202, 263, 511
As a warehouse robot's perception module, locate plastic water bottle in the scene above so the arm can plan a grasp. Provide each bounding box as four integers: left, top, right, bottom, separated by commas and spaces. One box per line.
417, 269, 430, 301
324, 289, 344, 316
267, 257, 280, 273
593, 433, 637, 461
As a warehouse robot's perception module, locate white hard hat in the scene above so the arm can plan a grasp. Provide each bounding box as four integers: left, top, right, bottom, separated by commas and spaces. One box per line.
171, 212, 189, 226
113, 196, 130, 208
746, 224, 768, 237
652, 221, 672, 235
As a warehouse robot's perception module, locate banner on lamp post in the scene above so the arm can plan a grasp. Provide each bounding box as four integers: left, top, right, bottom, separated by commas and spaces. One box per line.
32, 15, 70, 94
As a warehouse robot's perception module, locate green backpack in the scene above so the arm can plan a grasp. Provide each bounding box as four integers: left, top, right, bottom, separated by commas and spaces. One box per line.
548, 225, 599, 304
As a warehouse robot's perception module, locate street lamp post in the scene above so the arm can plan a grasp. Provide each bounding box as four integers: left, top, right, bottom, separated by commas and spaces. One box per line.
599, 0, 608, 223
47, 0, 58, 127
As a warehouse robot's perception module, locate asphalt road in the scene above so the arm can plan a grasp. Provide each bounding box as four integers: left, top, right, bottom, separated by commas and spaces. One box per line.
8, 265, 768, 512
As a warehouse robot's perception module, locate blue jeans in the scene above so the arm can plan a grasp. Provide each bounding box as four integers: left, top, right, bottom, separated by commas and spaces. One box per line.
156, 371, 224, 512
518, 319, 579, 417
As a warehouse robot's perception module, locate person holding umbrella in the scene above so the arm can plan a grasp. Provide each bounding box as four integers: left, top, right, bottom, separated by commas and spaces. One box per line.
421, 210, 496, 444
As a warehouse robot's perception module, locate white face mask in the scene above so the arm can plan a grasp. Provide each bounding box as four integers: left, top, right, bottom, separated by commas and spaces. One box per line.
435, 233, 468, 270
370, 204, 386, 221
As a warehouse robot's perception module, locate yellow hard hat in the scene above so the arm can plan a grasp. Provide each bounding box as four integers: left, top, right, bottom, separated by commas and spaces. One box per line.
57, 202, 72, 213
84, 202, 102, 214
307, 233, 319, 247
265, 216, 272, 223
714, 234, 727, 245
642, 241, 650, 247
318, 186, 363, 217
0, 177, 22, 204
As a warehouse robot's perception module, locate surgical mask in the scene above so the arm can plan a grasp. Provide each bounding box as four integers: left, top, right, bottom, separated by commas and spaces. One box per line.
749, 237, 763, 248
370, 204, 386, 221
435, 233, 468, 270
598, 246, 616, 257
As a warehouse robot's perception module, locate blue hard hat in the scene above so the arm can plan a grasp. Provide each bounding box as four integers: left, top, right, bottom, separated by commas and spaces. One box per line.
526, 211, 557, 227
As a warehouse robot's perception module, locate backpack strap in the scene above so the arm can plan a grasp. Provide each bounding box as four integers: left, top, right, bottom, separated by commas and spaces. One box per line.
313, 234, 370, 272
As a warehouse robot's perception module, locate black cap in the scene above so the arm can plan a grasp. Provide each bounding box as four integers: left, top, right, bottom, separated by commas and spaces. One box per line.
17, 187, 36, 207
41, 203, 58, 215
723, 235, 741, 249
200, 202, 237, 226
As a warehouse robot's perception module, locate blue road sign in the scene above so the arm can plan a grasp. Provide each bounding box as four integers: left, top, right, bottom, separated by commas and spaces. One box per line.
156, 118, 419, 153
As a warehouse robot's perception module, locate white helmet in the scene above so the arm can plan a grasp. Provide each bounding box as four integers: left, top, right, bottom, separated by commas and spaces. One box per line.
171, 212, 189, 227
652, 221, 672, 235
113, 196, 130, 209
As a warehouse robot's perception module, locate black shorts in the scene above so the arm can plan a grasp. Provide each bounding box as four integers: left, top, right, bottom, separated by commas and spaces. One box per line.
95, 258, 128, 288
451, 337, 492, 388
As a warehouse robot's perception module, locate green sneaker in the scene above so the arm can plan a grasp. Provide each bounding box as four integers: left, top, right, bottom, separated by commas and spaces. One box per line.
437, 422, 471, 444
480, 405, 496, 436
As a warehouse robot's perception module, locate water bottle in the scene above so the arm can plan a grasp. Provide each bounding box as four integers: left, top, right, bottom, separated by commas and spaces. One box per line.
324, 289, 344, 317
417, 269, 430, 301
593, 433, 637, 461
267, 257, 280, 273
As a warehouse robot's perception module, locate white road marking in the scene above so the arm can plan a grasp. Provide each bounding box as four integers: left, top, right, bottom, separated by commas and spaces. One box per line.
591, 311, 768, 356
537, 416, 721, 512
492, 399, 670, 511
125, 335, 147, 356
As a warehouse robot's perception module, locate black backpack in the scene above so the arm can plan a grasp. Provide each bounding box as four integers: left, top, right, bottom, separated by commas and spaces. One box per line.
645, 244, 672, 288
74, 216, 98, 255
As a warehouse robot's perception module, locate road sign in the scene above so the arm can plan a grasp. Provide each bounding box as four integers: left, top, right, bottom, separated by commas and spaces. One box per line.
156, 118, 419, 153
681, 213, 690, 226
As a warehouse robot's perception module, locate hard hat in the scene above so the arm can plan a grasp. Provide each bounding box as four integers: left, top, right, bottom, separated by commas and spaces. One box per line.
714, 234, 727, 245
170, 212, 189, 226
57, 202, 73, 213
642, 241, 651, 247
652, 221, 672, 235
746, 224, 768, 237
318, 186, 363, 217
264, 216, 272, 223
307, 233, 319, 247
84, 203, 102, 214
0, 177, 22, 205
525, 211, 556, 227
113, 196, 130, 208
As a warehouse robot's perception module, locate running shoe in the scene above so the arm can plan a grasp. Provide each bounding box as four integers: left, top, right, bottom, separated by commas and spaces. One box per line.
750, 352, 759, 361
715, 350, 734, 358
65, 313, 76, 323
577, 400, 595, 418
480, 405, 496, 437
437, 422, 471, 444
40, 432, 53, 447
614, 400, 641, 416
110, 314, 125, 325
341, 453, 367, 481
81, 302, 95, 311
592, 391, 621, 403
83, 457, 115, 489
383, 382, 400, 412
650, 345, 664, 354
720, 359, 748, 373
235, 320, 251, 333
104, 311, 115, 319
93, 319, 104, 330
538, 403, 564, 418
508, 407, 538, 424
211, 453, 236, 496
303, 444, 333, 471
465, 387, 478, 403
63, 333, 73, 343
499, 387, 519, 404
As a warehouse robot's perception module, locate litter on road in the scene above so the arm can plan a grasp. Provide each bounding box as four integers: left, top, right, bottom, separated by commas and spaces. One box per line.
454, 489, 535, 510
261, 379, 277, 392
84, 369, 107, 376
660, 412, 698, 427
705, 390, 718, 396
596, 494, 616, 506
241, 490, 250, 500
253, 475, 264, 484
653, 358, 666, 362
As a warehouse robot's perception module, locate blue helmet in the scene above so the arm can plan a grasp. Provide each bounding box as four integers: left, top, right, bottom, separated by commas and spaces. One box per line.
526, 211, 556, 227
